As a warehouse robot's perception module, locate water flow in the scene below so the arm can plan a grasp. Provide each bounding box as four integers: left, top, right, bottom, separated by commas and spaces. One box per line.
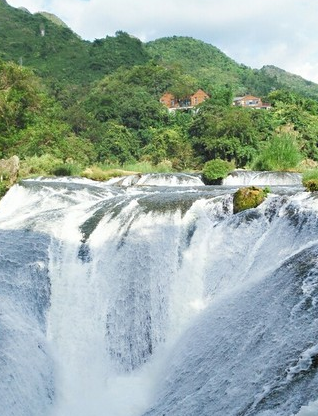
1, 178, 318, 416
223, 170, 302, 186
45, 182, 227, 416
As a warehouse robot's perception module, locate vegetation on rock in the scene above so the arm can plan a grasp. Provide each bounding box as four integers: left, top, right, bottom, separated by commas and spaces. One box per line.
302, 169, 318, 192
233, 186, 270, 214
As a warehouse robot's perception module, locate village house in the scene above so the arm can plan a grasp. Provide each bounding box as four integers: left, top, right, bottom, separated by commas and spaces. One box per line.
232, 95, 271, 110
160, 89, 210, 111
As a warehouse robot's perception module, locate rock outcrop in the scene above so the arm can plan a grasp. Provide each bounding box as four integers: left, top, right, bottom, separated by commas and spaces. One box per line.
0, 155, 19, 185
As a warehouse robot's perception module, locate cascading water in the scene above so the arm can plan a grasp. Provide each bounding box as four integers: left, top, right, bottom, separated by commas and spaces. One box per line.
223, 170, 303, 186
0, 174, 318, 416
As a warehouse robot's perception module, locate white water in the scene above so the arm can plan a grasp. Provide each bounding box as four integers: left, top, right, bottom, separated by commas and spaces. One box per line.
223, 170, 302, 186
0, 177, 318, 416
106, 172, 204, 187
295, 400, 318, 415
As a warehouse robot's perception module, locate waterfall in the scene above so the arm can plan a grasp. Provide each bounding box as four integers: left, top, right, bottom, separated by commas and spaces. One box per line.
223, 170, 303, 186
106, 172, 204, 187
0, 177, 318, 416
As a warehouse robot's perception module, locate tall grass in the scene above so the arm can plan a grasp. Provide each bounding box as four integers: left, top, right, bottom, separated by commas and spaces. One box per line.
20, 156, 176, 182
122, 160, 174, 173
253, 134, 302, 171
20, 154, 83, 178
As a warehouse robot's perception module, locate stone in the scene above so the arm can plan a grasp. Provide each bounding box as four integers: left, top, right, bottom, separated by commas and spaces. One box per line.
0, 155, 20, 185
233, 186, 268, 214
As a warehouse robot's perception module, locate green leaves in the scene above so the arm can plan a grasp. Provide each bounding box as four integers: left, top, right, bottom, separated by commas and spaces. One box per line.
142, 127, 193, 169
95, 122, 139, 165
202, 158, 234, 184
190, 105, 260, 167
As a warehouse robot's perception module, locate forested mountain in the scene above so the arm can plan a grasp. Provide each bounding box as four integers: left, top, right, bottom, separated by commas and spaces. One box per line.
146, 37, 318, 100
260, 65, 318, 100
0, 1, 150, 87
1, 0, 318, 99
1, 0, 318, 185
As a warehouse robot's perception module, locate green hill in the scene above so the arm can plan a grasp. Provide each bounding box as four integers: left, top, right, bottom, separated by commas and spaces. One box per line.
0, 1, 149, 87
260, 65, 318, 100
145, 36, 243, 92
2, 2, 318, 176
145, 36, 318, 100
37, 12, 71, 29
2, 0, 318, 99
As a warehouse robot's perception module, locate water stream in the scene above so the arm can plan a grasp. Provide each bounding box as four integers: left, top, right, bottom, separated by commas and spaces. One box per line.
0, 173, 317, 416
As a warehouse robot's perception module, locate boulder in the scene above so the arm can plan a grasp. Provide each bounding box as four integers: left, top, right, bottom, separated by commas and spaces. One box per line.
0, 155, 19, 185
233, 186, 268, 214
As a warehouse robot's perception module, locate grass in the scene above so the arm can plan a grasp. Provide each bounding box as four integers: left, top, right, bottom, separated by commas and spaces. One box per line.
252, 134, 302, 171
19, 154, 84, 178
81, 166, 135, 181
18, 155, 176, 183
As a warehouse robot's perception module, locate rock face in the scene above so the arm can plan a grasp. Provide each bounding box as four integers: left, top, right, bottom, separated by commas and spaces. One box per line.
0, 155, 19, 185
233, 186, 268, 213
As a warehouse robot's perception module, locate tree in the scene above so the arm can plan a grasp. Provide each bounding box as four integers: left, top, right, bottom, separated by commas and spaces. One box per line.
142, 127, 194, 169
190, 105, 260, 167
95, 121, 139, 164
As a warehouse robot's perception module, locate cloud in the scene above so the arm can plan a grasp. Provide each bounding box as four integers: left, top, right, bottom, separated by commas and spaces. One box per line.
6, 0, 318, 82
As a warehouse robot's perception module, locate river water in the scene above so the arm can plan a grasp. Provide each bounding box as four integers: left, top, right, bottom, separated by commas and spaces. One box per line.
0, 173, 317, 416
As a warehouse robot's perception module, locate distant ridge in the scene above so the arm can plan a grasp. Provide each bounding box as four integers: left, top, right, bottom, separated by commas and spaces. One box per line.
18, 7, 31, 13
1, 0, 318, 100
37, 11, 71, 30
260, 65, 318, 97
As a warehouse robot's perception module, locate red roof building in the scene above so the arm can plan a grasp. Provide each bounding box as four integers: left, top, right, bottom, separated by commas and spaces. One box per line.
160, 89, 210, 111
233, 95, 271, 110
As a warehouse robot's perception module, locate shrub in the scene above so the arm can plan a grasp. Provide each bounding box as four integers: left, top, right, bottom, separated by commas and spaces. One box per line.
302, 169, 318, 191
303, 179, 318, 192
20, 154, 63, 177
81, 166, 131, 181
123, 160, 173, 173
50, 163, 81, 177
202, 158, 234, 184
252, 133, 302, 171
0, 182, 9, 199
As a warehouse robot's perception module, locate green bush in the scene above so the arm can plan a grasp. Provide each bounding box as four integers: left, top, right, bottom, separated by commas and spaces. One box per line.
302, 169, 318, 191
20, 154, 64, 177
303, 179, 318, 192
50, 163, 81, 177
253, 133, 302, 171
202, 158, 234, 184
123, 160, 173, 173
0, 182, 9, 199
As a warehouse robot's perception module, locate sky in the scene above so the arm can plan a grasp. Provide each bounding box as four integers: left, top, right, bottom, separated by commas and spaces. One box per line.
6, 0, 318, 83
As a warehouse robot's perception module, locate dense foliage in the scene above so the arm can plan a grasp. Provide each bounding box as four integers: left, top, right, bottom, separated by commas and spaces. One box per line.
202, 159, 234, 184
2, 0, 318, 181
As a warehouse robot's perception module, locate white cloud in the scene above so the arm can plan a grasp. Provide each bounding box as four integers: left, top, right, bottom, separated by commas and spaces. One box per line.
6, 0, 47, 12
5, 0, 318, 83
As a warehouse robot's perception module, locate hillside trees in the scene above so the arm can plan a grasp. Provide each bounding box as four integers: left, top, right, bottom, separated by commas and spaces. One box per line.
268, 90, 318, 161
0, 59, 94, 162
189, 103, 266, 167
89, 31, 150, 75
3, 53, 318, 174
82, 63, 199, 166
94, 121, 139, 164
